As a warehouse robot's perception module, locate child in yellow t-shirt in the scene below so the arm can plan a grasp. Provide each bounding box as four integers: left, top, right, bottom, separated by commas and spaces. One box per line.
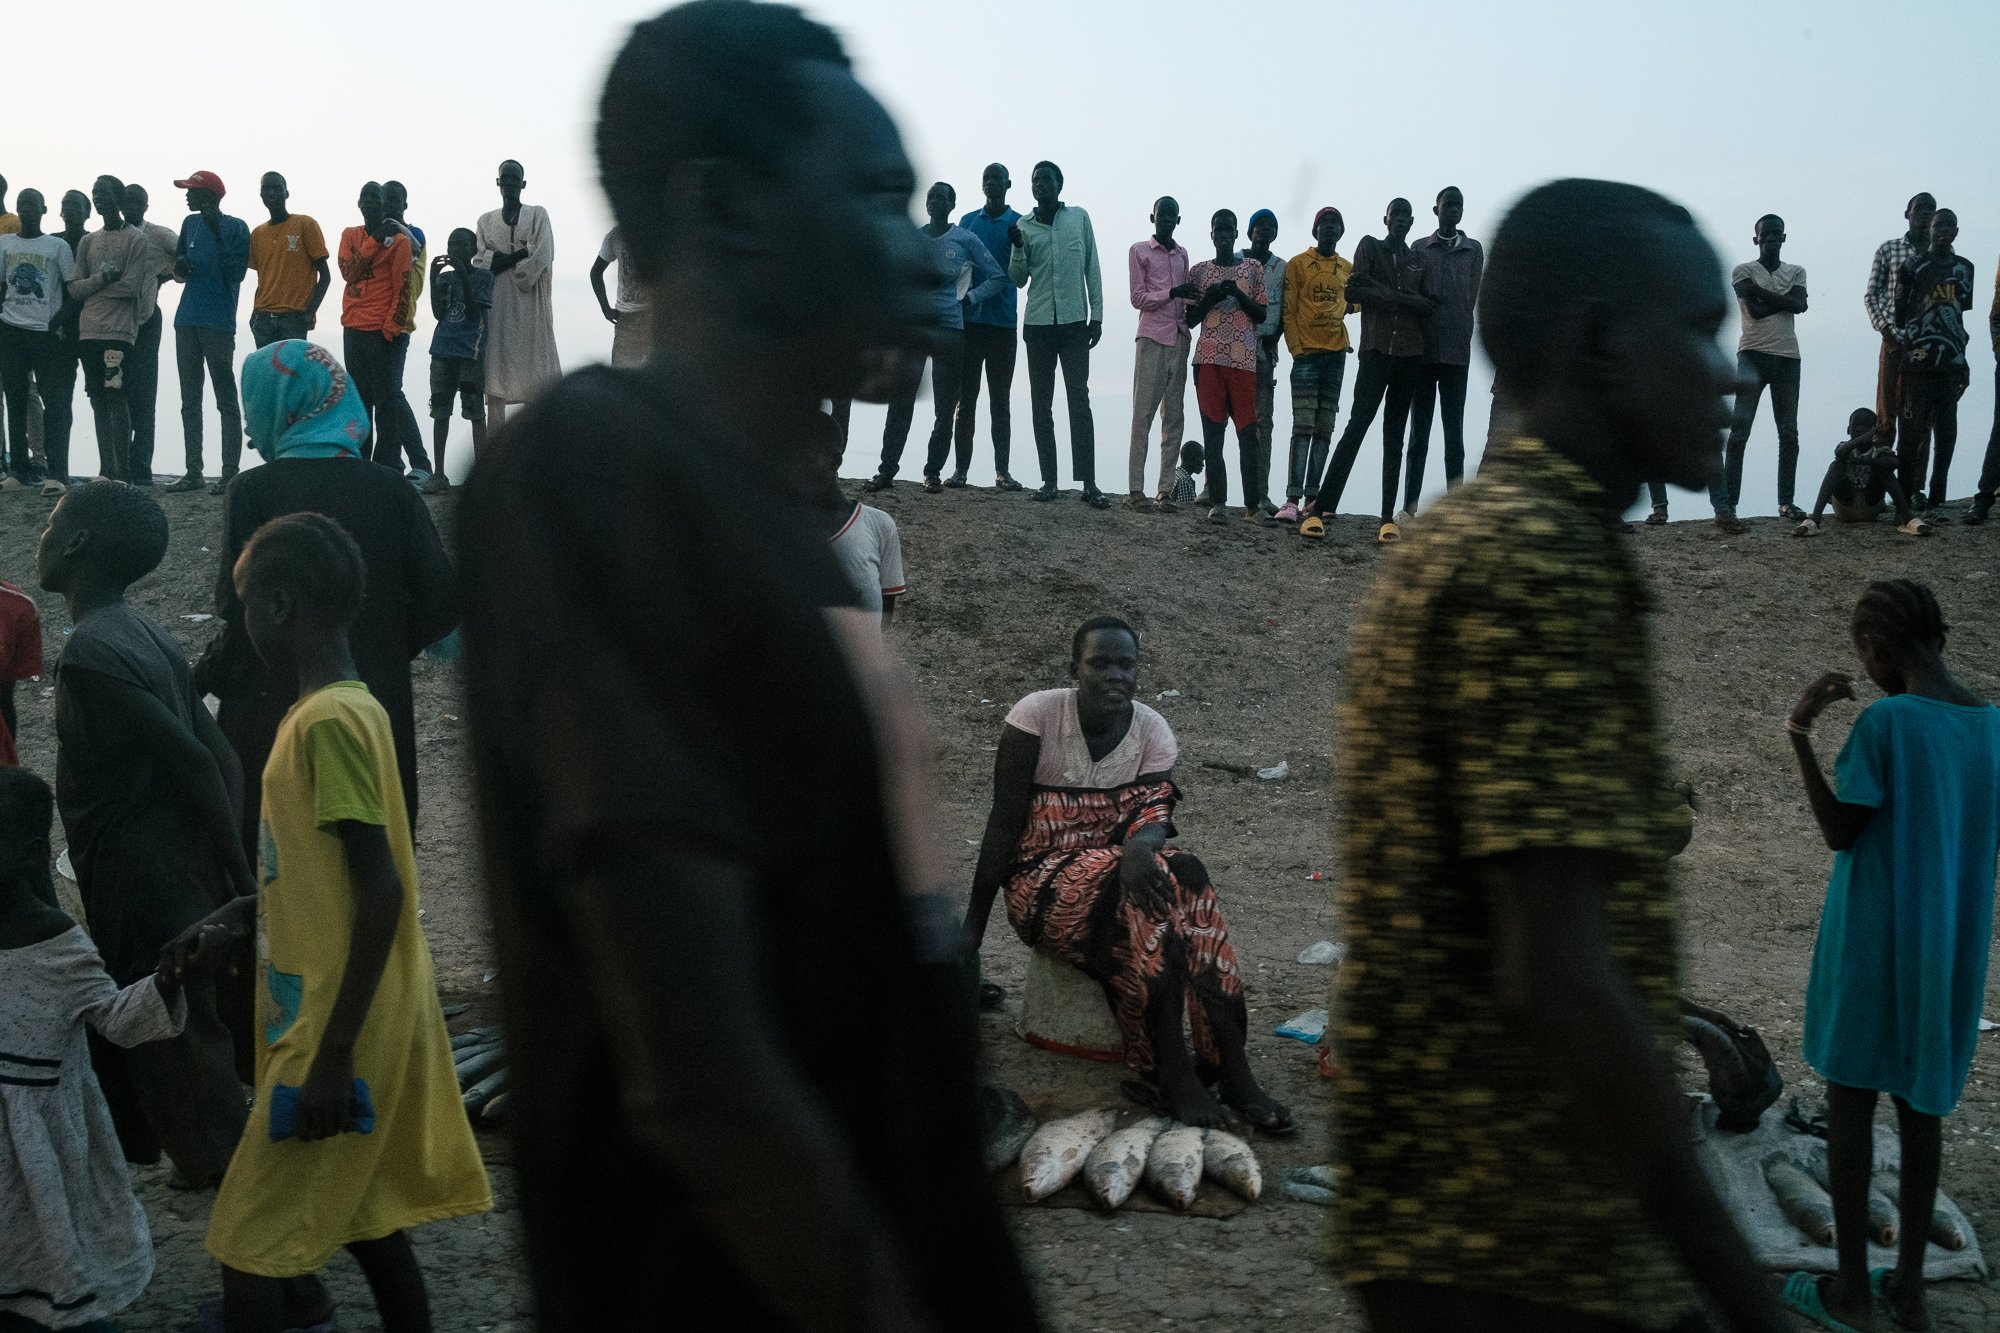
164, 512, 488, 1330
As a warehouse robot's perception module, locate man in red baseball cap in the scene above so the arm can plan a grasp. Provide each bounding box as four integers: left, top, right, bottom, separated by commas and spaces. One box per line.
172, 169, 226, 198
163, 170, 249, 494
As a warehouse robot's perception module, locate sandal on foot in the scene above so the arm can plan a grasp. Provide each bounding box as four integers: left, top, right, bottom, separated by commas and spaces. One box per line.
862, 473, 895, 493
1377, 520, 1400, 544
1871, 1268, 1930, 1331
943, 472, 969, 488
995, 474, 1024, 491
1031, 483, 1059, 502
921, 475, 943, 494
1780, 1272, 1863, 1333
1299, 515, 1326, 541
1126, 493, 1156, 513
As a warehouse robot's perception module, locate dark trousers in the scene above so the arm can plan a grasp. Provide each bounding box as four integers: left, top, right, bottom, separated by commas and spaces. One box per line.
126, 310, 163, 479
1975, 363, 2000, 505
0, 325, 73, 480
249, 310, 311, 349
955, 321, 1017, 476
1196, 409, 1253, 513
79, 340, 135, 481
176, 326, 243, 476
344, 329, 422, 472
880, 329, 965, 480
1313, 349, 1421, 517
381, 332, 432, 473
1023, 321, 1096, 489
1899, 373, 1961, 506
1712, 348, 1801, 513
1407, 361, 1470, 504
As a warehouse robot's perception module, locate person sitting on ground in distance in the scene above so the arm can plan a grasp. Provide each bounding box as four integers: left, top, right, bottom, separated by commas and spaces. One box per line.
0, 765, 196, 1333
1783, 580, 2000, 1333
1794, 408, 1928, 538
963, 615, 1295, 1134
164, 512, 490, 1333
38, 480, 254, 1190
1161, 439, 1202, 513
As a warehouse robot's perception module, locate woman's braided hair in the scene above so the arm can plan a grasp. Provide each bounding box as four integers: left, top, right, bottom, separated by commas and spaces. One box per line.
1852, 578, 1947, 651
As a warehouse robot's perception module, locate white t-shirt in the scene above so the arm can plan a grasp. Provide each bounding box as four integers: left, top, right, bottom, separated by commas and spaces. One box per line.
1733, 260, 1806, 358
1004, 688, 1179, 789
0, 233, 78, 332
596, 227, 646, 313
829, 504, 905, 615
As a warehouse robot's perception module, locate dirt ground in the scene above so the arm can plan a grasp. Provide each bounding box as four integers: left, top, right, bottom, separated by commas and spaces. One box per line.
4, 477, 1998, 1332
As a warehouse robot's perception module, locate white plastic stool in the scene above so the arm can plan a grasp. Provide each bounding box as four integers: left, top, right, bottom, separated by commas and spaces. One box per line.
1016, 952, 1124, 1062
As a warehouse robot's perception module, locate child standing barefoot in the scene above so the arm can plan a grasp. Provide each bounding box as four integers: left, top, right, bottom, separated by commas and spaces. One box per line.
165, 514, 489, 1333
0, 766, 188, 1332
1783, 579, 2000, 1333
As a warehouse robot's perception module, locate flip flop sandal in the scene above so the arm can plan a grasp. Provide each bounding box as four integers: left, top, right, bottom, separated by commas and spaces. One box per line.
1299, 516, 1326, 541
862, 473, 895, 493
1377, 522, 1400, 544
944, 473, 969, 488
995, 474, 1024, 491
921, 476, 943, 494
1780, 1271, 1863, 1333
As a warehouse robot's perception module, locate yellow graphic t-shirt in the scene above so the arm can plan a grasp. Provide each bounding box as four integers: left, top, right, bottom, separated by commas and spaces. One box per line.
207, 682, 489, 1277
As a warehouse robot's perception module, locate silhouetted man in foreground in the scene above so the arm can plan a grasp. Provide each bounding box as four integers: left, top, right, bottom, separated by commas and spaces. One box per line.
456, 4, 1043, 1329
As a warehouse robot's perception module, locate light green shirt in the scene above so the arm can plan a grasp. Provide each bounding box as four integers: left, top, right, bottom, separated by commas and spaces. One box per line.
1007, 203, 1103, 327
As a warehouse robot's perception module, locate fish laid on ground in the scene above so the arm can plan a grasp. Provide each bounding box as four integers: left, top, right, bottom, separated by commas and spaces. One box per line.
980, 1086, 1039, 1173
1145, 1125, 1206, 1211
1763, 1154, 1836, 1245
1870, 1166, 1970, 1250
1802, 1152, 1895, 1245
1084, 1115, 1170, 1211
1928, 1204, 1970, 1251
1201, 1129, 1263, 1202
1020, 1109, 1121, 1202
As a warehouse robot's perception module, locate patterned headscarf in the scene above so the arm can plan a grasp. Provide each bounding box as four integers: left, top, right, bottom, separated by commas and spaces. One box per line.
240, 339, 369, 462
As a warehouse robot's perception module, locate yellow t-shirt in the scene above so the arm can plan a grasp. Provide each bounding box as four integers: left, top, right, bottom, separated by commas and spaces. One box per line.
0, 214, 19, 236
206, 682, 489, 1277
1281, 247, 1353, 356
247, 214, 330, 315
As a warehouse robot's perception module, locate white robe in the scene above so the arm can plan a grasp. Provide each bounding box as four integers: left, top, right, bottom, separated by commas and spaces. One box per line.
475, 203, 561, 403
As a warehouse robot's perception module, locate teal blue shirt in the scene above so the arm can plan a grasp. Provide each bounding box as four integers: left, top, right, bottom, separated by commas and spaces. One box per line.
1803, 694, 2000, 1115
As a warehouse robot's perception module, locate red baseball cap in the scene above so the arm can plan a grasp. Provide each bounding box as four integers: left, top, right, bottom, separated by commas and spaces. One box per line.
173, 170, 226, 198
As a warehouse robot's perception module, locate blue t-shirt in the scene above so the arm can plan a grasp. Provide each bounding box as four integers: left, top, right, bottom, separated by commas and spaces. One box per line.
957, 206, 1018, 328
174, 213, 250, 331
428, 265, 494, 361
1803, 694, 2000, 1115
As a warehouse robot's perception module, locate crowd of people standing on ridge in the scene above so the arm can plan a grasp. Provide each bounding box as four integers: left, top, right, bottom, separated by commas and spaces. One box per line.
0, 165, 653, 499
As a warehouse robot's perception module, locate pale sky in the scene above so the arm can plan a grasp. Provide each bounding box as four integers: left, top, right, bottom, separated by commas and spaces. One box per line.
21, 0, 2000, 514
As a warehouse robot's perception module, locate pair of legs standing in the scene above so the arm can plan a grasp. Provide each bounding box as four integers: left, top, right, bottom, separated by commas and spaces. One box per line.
344, 330, 432, 477
1899, 374, 1961, 512
1711, 349, 1801, 519
1194, 363, 1264, 517
0, 326, 73, 482
1405, 360, 1470, 506
1023, 321, 1098, 498
956, 321, 1018, 483
1970, 363, 2000, 522
877, 328, 966, 484
175, 326, 243, 486
1810, 1082, 1941, 1332
1311, 348, 1421, 523
428, 356, 486, 491
126, 311, 162, 482
223, 1231, 429, 1333
1284, 349, 1347, 504
78, 340, 135, 481
1129, 332, 1188, 500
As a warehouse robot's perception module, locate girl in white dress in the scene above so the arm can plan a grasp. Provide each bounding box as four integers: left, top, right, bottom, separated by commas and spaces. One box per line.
0, 767, 186, 1331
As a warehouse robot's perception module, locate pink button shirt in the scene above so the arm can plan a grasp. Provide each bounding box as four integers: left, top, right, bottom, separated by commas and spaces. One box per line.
1128, 236, 1191, 347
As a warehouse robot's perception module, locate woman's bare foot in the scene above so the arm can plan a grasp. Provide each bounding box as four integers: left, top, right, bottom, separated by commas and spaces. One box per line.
1157, 1068, 1228, 1127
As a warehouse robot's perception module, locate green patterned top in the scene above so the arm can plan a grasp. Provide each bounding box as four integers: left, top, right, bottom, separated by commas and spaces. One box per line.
1332, 434, 1695, 1328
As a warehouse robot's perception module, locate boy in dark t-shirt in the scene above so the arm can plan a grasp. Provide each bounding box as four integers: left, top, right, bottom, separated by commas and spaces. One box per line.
36, 481, 253, 1187
424, 228, 492, 495
1893, 208, 1974, 514
1795, 408, 1927, 537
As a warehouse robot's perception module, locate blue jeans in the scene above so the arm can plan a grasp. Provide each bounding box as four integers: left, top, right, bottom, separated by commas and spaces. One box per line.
1711, 349, 1800, 513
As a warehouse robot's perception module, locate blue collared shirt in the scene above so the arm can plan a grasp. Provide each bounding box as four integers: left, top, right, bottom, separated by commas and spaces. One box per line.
174, 212, 250, 331
958, 206, 1019, 328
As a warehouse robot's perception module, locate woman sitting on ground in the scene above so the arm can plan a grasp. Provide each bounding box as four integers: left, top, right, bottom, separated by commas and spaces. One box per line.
963, 615, 1293, 1133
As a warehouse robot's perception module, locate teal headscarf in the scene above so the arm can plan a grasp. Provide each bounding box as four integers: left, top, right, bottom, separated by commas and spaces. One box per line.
240, 339, 370, 462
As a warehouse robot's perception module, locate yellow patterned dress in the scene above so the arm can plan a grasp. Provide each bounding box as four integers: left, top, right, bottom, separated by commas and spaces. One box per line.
206, 683, 490, 1276
1333, 435, 1696, 1328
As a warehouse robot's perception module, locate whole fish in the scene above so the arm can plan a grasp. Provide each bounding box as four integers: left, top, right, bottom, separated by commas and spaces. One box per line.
1083, 1115, 1170, 1211
980, 1086, 1039, 1173
1763, 1154, 1835, 1246
1020, 1109, 1120, 1202
1804, 1153, 1895, 1245
1202, 1129, 1263, 1202
1145, 1125, 1206, 1211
